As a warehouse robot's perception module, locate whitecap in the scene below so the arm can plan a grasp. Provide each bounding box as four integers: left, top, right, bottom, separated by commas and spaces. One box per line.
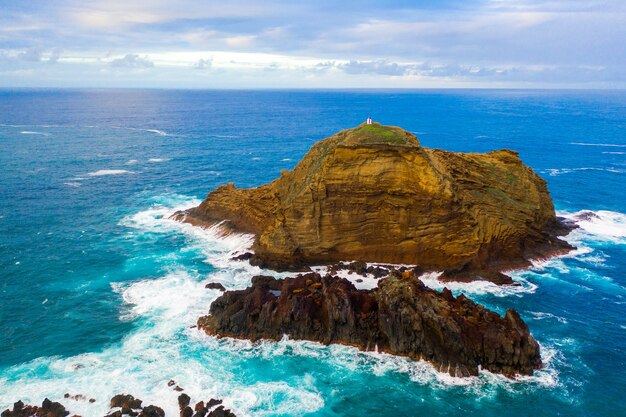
418, 271, 537, 297
602, 151, 626, 155
310, 265, 380, 290
529, 311, 568, 324
87, 170, 133, 177
20, 131, 49, 136
124, 127, 169, 136
126, 159, 139, 165
559, 209, 626, 244
148, 158, 169, 163
64, 182, 82, 187
545, 167, 625, 176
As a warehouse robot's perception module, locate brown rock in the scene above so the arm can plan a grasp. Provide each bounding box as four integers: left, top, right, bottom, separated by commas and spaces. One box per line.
205, 282, 226, 291
110, 394, 142, 410
199, 273, 542, 377
173, 123, 573, 281
178, 394, 191, 410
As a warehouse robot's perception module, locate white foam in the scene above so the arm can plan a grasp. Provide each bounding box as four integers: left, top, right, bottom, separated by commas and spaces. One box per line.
418, 271, 538, 297
87, 170, 133, 177
148, 158, 169, 163
144, 129, 168, 136
310, 265, 380, 290
126, 159, 139, 165
124, 127, 169, 136
559, 210, 626, 244
603, 151, 626, 155
529, 311, 568, 324
0, 195, 570, 416
64, 182, 82, 187
20, 131, 49, 136
546, 167, 625, 176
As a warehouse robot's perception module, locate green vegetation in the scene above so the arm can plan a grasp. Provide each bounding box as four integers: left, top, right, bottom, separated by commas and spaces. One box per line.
348, 123, 410, 145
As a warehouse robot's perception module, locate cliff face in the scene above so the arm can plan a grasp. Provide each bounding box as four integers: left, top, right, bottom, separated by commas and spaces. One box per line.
176, 123, 569, 275
199, 272, 542, 377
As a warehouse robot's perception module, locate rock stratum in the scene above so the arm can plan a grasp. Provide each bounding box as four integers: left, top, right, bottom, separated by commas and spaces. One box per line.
199, 271, 542, 377
174, 122, 571, 281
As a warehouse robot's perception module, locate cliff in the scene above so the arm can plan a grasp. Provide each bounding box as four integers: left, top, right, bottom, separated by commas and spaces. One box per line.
199, 272, 542, 377
174, 123, 571, 281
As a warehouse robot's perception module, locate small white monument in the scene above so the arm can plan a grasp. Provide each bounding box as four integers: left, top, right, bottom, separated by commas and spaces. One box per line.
366, 116, 372, 125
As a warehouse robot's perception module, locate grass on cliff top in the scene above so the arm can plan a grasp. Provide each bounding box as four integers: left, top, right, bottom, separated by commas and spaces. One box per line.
346, 123, 413, 146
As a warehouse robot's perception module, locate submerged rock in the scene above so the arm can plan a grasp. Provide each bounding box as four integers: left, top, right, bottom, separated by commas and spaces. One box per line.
199, 273, 542, 377
174, 123, 573, 282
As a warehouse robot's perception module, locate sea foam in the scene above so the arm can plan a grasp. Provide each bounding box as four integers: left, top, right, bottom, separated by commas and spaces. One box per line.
87, 169, 133, 177
0, 195, 573, 416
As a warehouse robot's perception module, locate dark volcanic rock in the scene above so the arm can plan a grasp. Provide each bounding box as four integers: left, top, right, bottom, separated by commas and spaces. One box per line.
139, 405, 165, 417
2, 394, 236, 417
205, 282, 226, 291
178, 394, 191, 410
110, 394, 142, 410
230, 252, 253, 261
1, 398, 69, 417
199, 273, 542, 377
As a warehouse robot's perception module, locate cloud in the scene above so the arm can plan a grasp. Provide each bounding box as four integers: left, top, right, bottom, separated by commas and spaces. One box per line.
18, 48, 43, 62
109, 53, 154, 68
1, 0, 626, 87
193, 57, 212, 69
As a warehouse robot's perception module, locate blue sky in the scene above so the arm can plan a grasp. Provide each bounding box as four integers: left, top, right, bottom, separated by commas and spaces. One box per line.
1, 0, 625, 88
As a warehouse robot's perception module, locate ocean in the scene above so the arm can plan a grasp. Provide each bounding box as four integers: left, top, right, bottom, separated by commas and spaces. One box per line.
0, 89, 624, 417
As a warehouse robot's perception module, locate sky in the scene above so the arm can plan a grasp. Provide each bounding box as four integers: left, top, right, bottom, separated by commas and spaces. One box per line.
0, 0, 625, 89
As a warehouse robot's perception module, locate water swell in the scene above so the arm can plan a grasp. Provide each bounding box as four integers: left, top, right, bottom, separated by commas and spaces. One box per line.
2, 195, 594, 416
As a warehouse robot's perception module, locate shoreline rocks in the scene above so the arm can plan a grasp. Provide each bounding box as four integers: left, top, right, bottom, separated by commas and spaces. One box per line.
2, 394, 237, 417
199, 272, 542, 377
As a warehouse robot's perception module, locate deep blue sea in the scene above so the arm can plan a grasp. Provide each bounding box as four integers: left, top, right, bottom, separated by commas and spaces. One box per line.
1, 89, 625, 417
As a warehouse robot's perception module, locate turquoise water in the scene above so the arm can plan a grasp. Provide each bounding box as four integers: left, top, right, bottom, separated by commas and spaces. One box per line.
0, 89, 625, 416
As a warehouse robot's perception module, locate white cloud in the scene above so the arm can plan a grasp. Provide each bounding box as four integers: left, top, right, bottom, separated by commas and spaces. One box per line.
109, 53, 154, 68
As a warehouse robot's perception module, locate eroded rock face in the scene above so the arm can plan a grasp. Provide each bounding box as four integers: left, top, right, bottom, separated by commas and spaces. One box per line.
199, 273, 542, 377
175, 123, 571, 278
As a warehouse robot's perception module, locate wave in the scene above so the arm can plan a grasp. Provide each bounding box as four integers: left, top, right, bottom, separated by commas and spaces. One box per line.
148, 158, 169, 163
545, 167, 625, 176
87, 170, 133, 177
310, 265, 380, 290
569, 142, 626, 148
124, 127, 169, 136
559, 210, 626, 244
20, 131, 49, 136
418, 272, 538, 298
63, 182, 82, 188
529, 311, 568, 324
126, 159, 139, 165
0, 195, 576, 416
603, 151, 626, 155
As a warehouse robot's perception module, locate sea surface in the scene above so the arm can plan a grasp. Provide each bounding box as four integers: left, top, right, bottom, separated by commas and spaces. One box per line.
0, 89, 625, 417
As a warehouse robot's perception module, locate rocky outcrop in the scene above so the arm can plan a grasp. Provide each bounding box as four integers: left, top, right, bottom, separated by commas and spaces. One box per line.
1, 394, 237, 417
174, 123, 572, 281
1, 399, 69, 417
199, 272, 542, 377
